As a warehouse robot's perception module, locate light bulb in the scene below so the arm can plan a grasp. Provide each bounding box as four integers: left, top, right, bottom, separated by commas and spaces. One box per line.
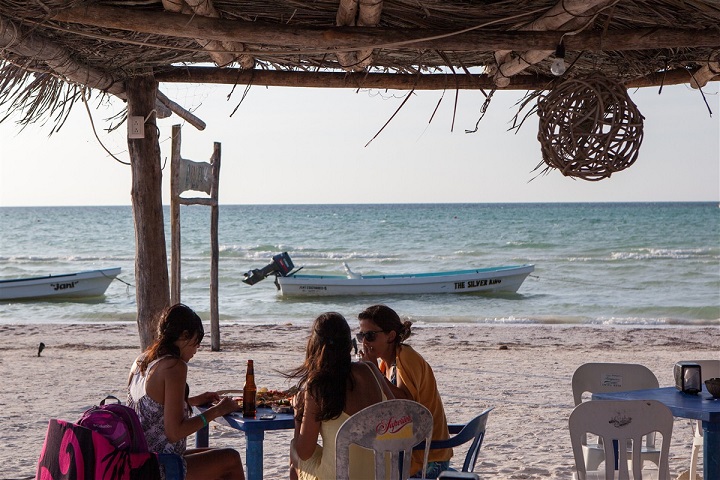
551, 42, 566, 76
551, 57, 566, 76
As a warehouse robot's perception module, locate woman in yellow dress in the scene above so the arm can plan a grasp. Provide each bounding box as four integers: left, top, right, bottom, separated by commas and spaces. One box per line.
288, 312, 394, 480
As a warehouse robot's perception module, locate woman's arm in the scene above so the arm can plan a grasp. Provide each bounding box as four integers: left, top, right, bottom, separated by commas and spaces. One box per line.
363, 361, 399, 400
188, 391, 220, 407
392, 374, 412, 399
293, 390, 321, 461
160, 361, 239, 442
162, 360, 195, 443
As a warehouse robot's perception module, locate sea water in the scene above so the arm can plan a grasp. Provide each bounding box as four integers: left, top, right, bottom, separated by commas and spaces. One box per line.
0, 203, 718, 326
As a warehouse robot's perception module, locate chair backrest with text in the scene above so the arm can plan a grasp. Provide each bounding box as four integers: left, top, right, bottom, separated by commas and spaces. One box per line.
569, 400, 673, 480
572, 363, 659, 406
571, 363, 661, 472
335, 399, 433, 480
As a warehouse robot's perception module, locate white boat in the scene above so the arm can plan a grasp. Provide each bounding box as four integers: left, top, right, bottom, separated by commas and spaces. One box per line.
243, 253, 534, 297
0, 267, 121, 300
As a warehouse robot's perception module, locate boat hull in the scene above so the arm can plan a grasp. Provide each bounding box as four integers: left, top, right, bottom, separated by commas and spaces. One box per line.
0, 267, 121, 300
276, 264, 534, 297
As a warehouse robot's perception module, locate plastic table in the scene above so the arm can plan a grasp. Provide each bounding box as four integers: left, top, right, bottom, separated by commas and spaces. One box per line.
593, 386, 720, 480
195, 406, 295, 480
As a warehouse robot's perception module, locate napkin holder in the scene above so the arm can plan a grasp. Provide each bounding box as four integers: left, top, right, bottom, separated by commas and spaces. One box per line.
674, 361, 702, 394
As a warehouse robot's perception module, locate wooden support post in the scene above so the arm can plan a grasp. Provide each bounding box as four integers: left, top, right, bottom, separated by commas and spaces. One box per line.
210, 142, 220, 351
170, 124, 182, 305
127, 75, 170, 351
170, 124, 222, 351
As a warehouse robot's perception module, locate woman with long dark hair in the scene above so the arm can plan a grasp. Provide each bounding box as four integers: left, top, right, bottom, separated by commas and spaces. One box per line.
127, 303, 245, 480
289, 312, 393, 480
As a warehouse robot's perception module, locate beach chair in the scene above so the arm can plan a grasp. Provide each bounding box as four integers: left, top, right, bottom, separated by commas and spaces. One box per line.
414, 407, 493, 473
682, 359, 720, 480
569, 399, 673, 480
572, 363, 661, 471
335, 399, 433, 480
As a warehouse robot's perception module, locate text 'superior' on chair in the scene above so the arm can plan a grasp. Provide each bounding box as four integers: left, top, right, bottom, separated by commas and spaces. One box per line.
569, 399, 673, 480
681, 359, 720, 480
572, 363, 661, 471
335, 399, 433, 480
414, 407, 493, 473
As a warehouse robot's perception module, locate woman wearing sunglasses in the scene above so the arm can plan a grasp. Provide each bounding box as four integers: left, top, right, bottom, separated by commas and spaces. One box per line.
357, 304, 452, 478
288, 312, 394, 480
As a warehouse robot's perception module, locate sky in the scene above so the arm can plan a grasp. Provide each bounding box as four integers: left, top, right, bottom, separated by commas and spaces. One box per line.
0, 80, 718, 206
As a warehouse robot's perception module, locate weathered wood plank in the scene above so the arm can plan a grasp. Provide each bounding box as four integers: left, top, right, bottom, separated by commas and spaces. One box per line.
154, 66, 717, 90
52, 6, 720, 53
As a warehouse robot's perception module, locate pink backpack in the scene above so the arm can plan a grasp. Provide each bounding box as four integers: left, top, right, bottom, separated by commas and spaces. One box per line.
77, 396, 148, 453
36, 418, 160, 480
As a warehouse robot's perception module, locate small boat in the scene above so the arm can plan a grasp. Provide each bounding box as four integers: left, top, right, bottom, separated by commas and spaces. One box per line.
243, 253, 534, 297
0, 267, 122, 300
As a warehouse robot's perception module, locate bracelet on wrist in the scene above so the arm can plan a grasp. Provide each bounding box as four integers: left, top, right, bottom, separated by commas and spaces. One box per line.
199, 413, 208, 427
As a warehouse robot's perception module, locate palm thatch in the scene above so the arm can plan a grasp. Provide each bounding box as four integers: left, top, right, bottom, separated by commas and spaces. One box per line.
1, 0, 718, 128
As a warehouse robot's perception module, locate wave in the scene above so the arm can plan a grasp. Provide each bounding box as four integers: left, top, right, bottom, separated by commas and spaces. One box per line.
610, 247, 718, 261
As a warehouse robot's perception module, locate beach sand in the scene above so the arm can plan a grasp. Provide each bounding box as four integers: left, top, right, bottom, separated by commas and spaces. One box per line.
0, 322, 717, 479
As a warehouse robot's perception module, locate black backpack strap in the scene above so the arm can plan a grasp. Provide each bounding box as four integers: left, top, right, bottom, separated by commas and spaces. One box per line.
100, 395, 122, 406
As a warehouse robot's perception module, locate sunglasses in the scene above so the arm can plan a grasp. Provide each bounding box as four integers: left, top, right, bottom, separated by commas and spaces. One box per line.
356, 330, 385, 342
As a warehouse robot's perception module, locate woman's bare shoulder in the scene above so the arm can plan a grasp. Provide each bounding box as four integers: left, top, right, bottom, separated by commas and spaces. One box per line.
152, 356, 187, 376
351, 361, 375, 376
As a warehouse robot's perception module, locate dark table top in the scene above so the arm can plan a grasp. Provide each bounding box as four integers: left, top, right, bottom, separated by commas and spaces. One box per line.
217, 407, 296, 433
593, 386, 720, 423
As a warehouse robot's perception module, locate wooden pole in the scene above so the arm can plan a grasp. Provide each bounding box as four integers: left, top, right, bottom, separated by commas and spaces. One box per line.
127, 75, 170, 351
154, 66, 717, 90
210, 142, 221, 351
170, 124, 182, 306
53, 6, 720, 53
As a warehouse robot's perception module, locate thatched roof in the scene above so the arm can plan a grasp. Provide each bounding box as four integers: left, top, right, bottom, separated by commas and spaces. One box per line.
1, 0, 719, 127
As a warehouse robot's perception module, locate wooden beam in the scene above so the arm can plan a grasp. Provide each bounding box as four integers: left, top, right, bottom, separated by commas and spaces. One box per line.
625, 68, 720, 88
155, 66, 718, 90
52, 6, 720, 53
155, 67, 547, 90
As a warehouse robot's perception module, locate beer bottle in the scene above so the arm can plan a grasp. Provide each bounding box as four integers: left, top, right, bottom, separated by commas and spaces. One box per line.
243, 359, 257, 418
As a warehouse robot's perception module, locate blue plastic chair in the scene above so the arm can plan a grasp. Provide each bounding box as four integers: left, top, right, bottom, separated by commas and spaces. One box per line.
414, 407, 493, 473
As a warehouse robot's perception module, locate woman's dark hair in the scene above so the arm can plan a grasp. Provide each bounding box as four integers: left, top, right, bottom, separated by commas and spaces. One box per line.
358, 304, 412, 344
287, 312, 353, 422
138, 303, 204, 374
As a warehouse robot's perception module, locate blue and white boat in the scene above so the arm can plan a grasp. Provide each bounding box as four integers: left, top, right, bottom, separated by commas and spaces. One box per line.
243, 253, 534, 297
0, 267, 121, 300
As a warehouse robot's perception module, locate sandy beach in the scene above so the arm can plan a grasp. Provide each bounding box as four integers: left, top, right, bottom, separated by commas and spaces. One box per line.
0, 322, 717, 479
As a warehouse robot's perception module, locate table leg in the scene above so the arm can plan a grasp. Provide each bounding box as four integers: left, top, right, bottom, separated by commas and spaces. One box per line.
195, 424, 209, 448
245, 430, 265, 480
703, 420, 720, 480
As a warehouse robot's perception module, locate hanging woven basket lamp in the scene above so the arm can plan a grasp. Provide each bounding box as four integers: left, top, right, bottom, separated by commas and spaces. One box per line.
537, 74, 645, 181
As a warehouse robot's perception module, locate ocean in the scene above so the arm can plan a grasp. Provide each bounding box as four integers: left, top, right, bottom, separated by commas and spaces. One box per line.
0, 203, 718, 327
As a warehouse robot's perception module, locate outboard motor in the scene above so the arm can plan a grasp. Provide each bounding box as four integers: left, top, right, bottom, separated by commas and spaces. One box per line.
242, 252, 295, 285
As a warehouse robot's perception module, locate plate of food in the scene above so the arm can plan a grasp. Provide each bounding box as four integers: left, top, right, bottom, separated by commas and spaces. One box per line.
220, 386, 297, 411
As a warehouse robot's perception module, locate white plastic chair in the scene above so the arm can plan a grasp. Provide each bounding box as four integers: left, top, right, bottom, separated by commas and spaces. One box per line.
335, 399, 433, 480
683, 360, 720, 479
569, 399, 673, 480
572, 363, 661, 471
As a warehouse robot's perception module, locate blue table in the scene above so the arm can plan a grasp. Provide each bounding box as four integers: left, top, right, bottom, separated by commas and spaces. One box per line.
195, 407, 295, 480
594, 386, 720, 480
